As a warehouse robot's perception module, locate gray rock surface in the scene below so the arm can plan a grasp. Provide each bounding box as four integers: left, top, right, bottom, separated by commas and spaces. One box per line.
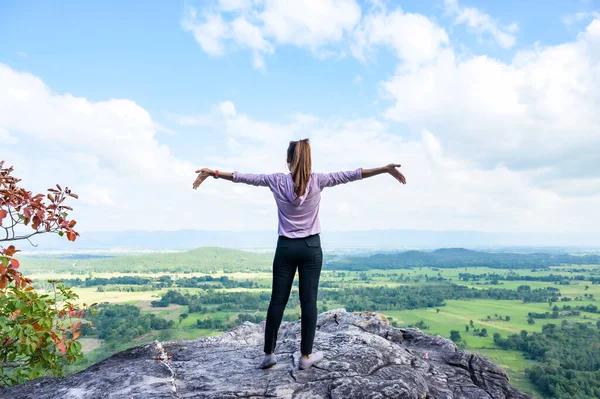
2, 309, 533, 399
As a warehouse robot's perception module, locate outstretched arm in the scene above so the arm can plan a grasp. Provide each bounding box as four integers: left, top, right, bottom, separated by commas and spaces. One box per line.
316, 164, 406, 190
361, 164, 406, 184
192, 168, 275, 190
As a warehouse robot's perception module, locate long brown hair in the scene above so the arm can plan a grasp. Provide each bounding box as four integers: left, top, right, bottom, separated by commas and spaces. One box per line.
287, 139, 312, 198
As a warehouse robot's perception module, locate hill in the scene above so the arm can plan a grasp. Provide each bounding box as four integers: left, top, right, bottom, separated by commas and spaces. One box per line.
326, 248, 600, 270
20, 247, 274, 274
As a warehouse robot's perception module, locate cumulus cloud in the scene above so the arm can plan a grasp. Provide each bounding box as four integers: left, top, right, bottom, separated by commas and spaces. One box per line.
182, 1, 474, 69
444, 0, 518, 49
182, 13, 229, 56
182, 0, 360, 69
0, 64, 200, 232
258, 0, 361, 49
4, 7, 600, 235
381, 16, 600, 188
0, 64, 191, 182
169, 102, 600, 233
351, 7, 449, 64
183, 1, 453, 68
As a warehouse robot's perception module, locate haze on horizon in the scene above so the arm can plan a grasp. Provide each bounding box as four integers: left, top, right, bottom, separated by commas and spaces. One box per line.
1, 0, 599, 237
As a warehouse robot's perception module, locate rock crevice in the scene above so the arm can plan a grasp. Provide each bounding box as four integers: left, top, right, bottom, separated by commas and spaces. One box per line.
2, 309, 533, 399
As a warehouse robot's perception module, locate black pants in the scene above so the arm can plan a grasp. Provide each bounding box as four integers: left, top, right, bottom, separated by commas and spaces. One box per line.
264, 234, 323, 356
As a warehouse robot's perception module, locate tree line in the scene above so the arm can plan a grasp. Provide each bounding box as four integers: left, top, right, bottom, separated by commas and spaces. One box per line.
60, 275, 257, 290
493, 322, 600, 398
151, 283, 561, 315
327, 248, 600, 271
80, 303, 174, 342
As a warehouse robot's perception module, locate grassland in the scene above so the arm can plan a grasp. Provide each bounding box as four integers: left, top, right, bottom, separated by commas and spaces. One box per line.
23, 249, 600, 399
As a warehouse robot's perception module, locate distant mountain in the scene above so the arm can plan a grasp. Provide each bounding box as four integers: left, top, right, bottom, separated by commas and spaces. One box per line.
20, 229, 600, 254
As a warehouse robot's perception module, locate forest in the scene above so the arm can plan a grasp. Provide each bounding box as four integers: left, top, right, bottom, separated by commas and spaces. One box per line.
494, 323, 600, 398
327, 248, 600, 270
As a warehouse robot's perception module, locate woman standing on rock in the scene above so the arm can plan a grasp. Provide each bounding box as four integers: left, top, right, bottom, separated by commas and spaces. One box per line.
192, 139, 406, 370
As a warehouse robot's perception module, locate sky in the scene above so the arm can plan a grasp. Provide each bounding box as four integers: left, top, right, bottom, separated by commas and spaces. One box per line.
0, 0, 599, 235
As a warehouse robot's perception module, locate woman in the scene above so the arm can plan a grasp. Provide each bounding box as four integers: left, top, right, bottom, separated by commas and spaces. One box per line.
192, 139, 406, 370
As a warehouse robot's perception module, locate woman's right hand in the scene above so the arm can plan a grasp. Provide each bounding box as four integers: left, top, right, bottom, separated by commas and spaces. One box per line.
386, 164, 406, 184
193, 168, 214, 189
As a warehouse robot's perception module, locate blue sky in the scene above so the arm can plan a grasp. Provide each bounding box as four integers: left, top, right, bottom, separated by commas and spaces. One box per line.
2, 1, 596, 118
1, 0, 599, 234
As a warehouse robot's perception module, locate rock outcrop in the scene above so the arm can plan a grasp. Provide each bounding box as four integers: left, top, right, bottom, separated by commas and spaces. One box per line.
2, 309, 533, 399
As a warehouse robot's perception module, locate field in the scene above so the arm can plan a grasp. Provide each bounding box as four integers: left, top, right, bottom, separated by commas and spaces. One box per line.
20, 248, 600, 399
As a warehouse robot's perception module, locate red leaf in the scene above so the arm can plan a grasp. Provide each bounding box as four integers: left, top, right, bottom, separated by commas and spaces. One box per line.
4, 245, 18, 257
68, 220, 77, 228
57, 342, 67, 355
10, 258, 19, 269
73, 331, 81, 340
23, 208, 31, 219
66, 231, 77, 242
0, 209, 7, 225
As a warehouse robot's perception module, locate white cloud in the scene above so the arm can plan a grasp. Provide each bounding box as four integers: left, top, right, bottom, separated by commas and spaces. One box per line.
182, 13, 229, 56
0, 64, 192, 182
178, 106, 596, 233
5, 8, 600, 235
182, 0, 361, 69
218, 101, 237, 118
0, 64, 201, 231
2, 60, 599, 233
381, 16, 600, 184
444, 0, 518, 49
218, 0, 254, 12
183, 1, 451, 68
182, 2, 451, 68
352, 7, 449, 64
259, 0, 361, 49
562, 11, 599, 26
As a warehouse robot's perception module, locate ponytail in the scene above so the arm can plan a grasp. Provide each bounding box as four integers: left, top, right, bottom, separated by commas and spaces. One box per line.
287, 139, 312, 198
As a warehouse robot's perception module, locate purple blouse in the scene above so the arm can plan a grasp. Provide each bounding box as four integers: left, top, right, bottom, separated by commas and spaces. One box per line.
232, 169, 363, 238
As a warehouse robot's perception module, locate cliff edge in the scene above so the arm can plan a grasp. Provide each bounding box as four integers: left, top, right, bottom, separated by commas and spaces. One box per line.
2, 309, 533, 399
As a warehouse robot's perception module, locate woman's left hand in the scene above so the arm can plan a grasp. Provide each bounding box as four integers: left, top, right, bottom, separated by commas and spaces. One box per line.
193, 168, 214, 189
386, 164, 407, 184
